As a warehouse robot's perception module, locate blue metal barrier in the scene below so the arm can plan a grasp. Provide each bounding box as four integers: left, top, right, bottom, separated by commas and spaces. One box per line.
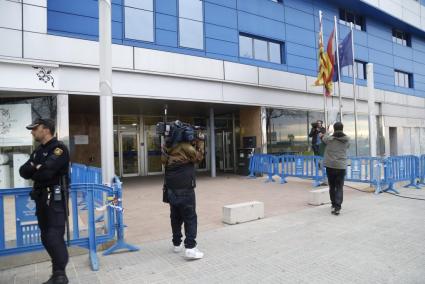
249, 154, 425, 193
383, 155, 420, 194
345, 157, 385, 194
277, 155, 324, 187
0, 177, 138, 271
248, 154, 278, 182
419, 155, 425, 186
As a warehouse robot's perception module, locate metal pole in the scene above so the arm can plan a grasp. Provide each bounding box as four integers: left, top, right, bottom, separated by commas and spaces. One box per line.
367, 63, 377, 157
319, 10, 328, 127
350, 23, 359, 156
209, 108, 216, 178
99, 0, 115, 185
334, 16, 343, 122
232, 113, 237, 173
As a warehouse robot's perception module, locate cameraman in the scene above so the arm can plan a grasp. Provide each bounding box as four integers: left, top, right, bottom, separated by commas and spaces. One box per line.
309, 120, 326, 156
161, 122, 205, 260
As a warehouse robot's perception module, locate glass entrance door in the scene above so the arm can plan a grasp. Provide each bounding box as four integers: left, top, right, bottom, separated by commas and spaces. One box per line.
144, 117, 164, 175
216, 131, 234, 171
119, 132, 140, 177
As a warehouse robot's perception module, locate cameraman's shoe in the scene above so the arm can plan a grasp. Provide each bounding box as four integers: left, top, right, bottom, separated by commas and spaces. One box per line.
173, 243, 183, 253
185, 247, 204, 260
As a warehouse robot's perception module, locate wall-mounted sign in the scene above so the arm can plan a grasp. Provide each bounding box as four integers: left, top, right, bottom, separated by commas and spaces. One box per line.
0, 104, 32, 147
74, 135, 89, 145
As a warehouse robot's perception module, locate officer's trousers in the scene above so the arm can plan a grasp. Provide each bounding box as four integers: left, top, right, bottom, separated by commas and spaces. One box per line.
168, 188, 197, 249
36, 200, 69, 273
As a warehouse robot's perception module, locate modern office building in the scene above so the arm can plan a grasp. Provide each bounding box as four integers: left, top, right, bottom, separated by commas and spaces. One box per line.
1, 0, 425, 185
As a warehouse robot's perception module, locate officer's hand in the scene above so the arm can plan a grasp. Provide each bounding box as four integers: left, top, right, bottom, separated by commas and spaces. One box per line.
36, 164, 42, 170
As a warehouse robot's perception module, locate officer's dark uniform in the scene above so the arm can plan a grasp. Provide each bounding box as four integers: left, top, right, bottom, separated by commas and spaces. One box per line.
19, 134, 69, 279
163, 141, 204, 249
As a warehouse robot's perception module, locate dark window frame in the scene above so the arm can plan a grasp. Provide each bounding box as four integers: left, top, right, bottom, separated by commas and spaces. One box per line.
239, 33, 285, 64
392, 28, 411, 47
394, 70, 413, 89
339, 8, 366, 31
341, 60, 367, 80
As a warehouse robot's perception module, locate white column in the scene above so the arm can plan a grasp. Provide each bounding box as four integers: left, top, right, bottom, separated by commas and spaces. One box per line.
56, 94, 70, 147
99, 0, 115, 185
260, 107, 267, 154
209, 108, 216, 178
367, 63, 377, 157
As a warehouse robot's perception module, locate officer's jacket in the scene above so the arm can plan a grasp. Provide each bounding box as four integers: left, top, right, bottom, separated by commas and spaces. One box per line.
162, 140, 204, 190
19, 137, 70, 189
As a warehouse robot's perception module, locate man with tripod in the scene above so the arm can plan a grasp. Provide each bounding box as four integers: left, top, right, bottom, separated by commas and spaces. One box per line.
19, 118, 70, 284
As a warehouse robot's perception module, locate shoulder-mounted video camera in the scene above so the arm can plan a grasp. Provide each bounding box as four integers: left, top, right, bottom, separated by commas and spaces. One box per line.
156, 120, 205, 148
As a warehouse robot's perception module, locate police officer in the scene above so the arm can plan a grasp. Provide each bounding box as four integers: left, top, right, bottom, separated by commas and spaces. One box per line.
162, 133, 204, 260
19, 118, 70, 284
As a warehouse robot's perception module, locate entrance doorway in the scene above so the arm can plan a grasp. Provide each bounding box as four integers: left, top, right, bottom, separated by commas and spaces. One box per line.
216, 131, 234, 171
215, 115, 237, 172
119, 132, 140, 177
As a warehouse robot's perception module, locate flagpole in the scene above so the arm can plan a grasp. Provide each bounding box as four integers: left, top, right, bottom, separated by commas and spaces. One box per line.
319, 10, 328, 127
334, 16, 343, 122
350, 23, 359, 156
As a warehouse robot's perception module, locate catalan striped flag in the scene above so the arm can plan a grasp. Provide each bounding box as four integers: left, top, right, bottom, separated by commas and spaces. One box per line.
315, 19, 335, 96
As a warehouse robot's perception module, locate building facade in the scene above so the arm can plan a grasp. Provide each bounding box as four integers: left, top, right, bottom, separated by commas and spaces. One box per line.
1, 0, 425, 184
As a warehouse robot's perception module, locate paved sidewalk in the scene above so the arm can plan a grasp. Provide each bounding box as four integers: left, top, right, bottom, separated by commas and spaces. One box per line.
1, 186, 424, 284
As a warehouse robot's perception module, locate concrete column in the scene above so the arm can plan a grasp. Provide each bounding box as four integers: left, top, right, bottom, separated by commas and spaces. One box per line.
209, 108, 216, 178
367, 63, 377, 157
56, 94, 70, 148
99, 0, 115, 185
260, 107, 267, 154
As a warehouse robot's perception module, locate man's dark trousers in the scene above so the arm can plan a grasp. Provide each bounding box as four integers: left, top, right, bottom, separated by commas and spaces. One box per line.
169, 188, 197, 249
326, 167, 346, 210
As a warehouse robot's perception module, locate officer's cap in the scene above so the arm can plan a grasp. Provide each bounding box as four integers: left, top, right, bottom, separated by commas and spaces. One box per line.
26, 118, 55, 134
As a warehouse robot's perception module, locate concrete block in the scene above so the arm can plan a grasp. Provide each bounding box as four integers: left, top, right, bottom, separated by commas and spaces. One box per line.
222, 201, 264, 225
308, 187, 330, 206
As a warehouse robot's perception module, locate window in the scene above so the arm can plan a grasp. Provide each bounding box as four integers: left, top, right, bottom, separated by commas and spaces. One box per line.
124, 0, 154, 42
341, 60, 367, 80
239, 34, 283, 64
394, 70, 413, 88
392, 29, 411, 47
179, 0, 204, 49
339, 9, 366, 31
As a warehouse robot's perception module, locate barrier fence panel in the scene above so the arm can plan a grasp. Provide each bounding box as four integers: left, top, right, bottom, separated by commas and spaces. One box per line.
278, 155, 324, 187
0, 174, 138, 271
248, 154, 278, 182
420, 155, 425, 186
249, 154, 424, 193
383, 155, 421, 194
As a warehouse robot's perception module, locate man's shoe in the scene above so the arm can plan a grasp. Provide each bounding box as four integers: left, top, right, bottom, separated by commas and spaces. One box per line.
53, 275, 69, 284
42, 275, 54, 284
185, 247, 204, 260
43, 274, 68, 284
173, 243, 183, 253
332, 209, 340, 216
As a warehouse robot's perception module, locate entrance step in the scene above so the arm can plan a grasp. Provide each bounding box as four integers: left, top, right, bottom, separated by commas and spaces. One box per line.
222, 201, 264, 225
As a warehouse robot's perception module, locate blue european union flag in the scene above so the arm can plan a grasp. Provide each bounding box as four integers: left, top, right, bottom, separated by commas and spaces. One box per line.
333, 31, 353, 82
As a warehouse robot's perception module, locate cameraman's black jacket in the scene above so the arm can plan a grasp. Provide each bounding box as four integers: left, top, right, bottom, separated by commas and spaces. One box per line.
19, 137, 70, 197
163, 141, 204, 190
309, 126, 326, 145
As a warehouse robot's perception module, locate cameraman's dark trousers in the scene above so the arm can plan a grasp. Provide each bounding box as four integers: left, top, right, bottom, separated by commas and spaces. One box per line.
165, 163, 198, 249
326, 168, 345, 210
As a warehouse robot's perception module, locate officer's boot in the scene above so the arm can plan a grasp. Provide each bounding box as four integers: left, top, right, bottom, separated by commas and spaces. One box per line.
43, 271, 68, 284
